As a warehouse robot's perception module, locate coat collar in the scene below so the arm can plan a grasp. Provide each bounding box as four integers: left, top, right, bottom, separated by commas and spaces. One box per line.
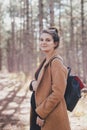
43, 50, 63, 68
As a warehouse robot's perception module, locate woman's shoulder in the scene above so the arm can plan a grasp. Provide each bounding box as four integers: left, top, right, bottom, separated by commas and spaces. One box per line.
51, 55, 63, 65
51, 55, 68, 74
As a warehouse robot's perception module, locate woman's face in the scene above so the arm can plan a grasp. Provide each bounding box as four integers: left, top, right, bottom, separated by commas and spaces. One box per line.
39, 33, 56, 53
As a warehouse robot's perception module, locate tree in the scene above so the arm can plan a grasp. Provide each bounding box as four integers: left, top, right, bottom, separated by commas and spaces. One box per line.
49, 0, 54, 26
0, 2, 3, 70
81, 0, 87, 83
38, 0, 43, 33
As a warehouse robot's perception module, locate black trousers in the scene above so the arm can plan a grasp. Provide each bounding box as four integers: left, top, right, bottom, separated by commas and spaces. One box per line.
30, 92, 41, 130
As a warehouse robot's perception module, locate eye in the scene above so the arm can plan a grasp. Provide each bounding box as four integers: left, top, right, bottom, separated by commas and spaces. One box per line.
40, 38, 43, 41
46, 38, 51, 42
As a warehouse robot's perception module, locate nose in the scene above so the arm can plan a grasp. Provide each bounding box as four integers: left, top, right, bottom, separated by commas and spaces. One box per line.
41, 39, 46, 44
41, 40, 47, 45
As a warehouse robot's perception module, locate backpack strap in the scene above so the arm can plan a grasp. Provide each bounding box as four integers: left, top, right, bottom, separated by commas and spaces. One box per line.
49, 56, 64, 84
49, 56, 71, 80
67, 67, 71, 76
50, 56, 63, 63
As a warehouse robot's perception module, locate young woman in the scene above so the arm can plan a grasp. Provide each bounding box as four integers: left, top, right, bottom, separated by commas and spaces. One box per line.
29, 27, 71, 130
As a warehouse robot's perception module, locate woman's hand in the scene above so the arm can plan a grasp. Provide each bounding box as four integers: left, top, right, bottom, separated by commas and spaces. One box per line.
32, 80, 38, 91
36, 116, 45, 127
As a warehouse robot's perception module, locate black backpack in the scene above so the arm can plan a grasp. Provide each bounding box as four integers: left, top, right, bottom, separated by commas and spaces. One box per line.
50, 57, 85, 112
64, 67, 84, 111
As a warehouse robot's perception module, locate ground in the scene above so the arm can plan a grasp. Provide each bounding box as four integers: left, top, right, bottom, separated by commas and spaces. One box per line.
0, 72, 87, 130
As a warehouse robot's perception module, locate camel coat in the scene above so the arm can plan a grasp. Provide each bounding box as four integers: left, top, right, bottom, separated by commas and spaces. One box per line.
32, 53, 71, 130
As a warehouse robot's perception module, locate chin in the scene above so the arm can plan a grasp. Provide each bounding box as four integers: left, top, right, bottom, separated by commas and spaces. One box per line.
42, 50, 49, 53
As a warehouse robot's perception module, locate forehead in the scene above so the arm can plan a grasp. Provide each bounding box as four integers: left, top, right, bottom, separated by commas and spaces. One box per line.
40, 32, 53, 39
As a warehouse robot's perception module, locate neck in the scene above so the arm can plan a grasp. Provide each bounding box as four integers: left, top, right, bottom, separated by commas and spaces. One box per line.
45, 49, 57, 61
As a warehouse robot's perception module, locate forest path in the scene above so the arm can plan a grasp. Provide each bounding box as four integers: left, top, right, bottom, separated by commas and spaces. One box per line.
0, 72, 30, 130
0, 72, 87, 130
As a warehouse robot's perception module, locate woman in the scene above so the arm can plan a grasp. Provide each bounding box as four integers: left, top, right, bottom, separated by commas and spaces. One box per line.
29, 27, 71, 130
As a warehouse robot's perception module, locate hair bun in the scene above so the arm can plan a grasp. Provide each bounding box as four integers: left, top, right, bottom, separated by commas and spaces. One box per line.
48, 26, 58, 34
55, 28, 58, 33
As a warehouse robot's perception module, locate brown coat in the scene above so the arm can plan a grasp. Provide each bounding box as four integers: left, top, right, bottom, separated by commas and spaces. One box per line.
35, 53, 71, 130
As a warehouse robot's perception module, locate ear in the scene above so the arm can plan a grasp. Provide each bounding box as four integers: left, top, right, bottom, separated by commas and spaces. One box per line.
54, 42, 58, 49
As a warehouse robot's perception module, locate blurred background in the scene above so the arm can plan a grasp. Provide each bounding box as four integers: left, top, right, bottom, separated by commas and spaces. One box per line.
0, 0, 87, 83
0, 0, 87, 130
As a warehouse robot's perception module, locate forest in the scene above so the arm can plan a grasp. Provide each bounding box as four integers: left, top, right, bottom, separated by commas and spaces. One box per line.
0, 0, 87, 83
0, 0, 87, 129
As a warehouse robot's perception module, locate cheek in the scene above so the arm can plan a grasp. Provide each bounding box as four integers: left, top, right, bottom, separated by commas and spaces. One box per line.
50, 43, 56, 48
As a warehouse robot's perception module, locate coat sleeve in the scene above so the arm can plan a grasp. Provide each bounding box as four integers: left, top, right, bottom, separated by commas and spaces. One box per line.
35, 60, 68, 119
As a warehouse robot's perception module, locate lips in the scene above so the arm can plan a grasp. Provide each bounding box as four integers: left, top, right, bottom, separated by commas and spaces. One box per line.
41, 45, 48, 47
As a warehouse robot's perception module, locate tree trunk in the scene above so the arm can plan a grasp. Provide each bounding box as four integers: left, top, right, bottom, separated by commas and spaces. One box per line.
0, 47, 2, 70
7, 39, 13, 72
49, 0, 54, 26
39, 0, 43, 33
69, 0, 75, 73
81, 0, 87, 83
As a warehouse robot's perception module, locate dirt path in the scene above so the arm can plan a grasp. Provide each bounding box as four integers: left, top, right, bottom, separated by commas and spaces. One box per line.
69, 93, 87, 130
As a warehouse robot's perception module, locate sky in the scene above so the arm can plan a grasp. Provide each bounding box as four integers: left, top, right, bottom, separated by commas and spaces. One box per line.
0, 0, 9, 6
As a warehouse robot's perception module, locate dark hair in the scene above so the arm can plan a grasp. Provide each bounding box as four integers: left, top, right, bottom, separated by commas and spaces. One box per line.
41, 27, 60, 49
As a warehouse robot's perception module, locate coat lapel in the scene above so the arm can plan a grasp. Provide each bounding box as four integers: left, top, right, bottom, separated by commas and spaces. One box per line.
35, 50, 63, 87
37, 63, 46, 87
